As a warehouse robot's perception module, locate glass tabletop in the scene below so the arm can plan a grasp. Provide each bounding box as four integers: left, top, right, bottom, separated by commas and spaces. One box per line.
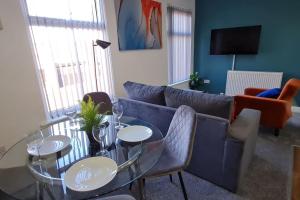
0, 116, 164, 200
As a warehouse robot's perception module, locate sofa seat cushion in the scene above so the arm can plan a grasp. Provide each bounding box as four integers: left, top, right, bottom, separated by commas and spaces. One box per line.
165, 87, 233, 119
123, 81, 166, 105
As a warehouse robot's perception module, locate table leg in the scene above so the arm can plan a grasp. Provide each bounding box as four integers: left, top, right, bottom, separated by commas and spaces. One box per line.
36, 181, 43, 200
138, 178, 145, 200
43, 184, 56, 200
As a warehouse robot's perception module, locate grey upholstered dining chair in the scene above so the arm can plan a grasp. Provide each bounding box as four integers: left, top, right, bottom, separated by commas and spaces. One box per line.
83, 92, 113, 115
96, 194, 136, 200
138, 105, 197, 200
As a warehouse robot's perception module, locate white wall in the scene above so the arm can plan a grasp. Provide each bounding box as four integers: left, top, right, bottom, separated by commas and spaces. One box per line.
105, 0, 195, 96
0, 0, 194, 149
0, 0, 46, 149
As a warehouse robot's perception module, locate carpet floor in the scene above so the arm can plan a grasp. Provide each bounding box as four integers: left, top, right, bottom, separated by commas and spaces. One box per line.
107, 113, 300, 200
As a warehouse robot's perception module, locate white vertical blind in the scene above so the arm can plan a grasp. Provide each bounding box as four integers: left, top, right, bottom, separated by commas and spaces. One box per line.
167, 6, 192, 84
24, 0, 114, 119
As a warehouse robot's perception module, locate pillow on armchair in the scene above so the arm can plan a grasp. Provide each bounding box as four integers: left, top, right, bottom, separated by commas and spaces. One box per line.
256, 88, 281, 98
123, 81, 166, 105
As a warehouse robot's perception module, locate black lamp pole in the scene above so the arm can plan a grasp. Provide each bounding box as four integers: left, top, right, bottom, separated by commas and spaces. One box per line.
92, 39, 111, 91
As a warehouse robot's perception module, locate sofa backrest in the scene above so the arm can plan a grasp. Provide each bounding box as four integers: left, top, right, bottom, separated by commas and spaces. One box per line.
123, 81, 166, 105
164, 87, 234, 120
122, 81, 234, 119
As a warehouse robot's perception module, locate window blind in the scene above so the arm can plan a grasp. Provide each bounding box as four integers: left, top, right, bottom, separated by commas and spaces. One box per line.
24, 0, 115, 119
167, 6, 192, 85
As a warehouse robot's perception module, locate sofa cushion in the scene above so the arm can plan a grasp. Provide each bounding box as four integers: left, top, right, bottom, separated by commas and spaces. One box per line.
164, 87, 233, 119
123, 81, 166, 105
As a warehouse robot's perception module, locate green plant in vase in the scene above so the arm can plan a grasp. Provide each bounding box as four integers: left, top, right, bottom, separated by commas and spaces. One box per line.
189, 72, 203, 90
79, 96, 105, 143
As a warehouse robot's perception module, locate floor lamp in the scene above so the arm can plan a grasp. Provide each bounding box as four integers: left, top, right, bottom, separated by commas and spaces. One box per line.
92, 39, 111, 91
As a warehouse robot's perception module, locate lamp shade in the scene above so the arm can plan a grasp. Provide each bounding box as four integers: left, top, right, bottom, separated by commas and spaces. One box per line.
95, 39, 111, 49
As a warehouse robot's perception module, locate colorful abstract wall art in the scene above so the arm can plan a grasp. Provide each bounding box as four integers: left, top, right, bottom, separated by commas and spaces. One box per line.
114, 0, 162, 50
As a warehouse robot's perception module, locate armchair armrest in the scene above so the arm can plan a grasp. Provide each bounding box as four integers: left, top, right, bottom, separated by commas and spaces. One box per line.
234, 95, 292, 128
234, 95, 290, 113
244, 88, 268, 96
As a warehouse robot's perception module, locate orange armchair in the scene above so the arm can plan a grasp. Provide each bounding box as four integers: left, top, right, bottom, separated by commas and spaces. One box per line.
234, 78, 300, 136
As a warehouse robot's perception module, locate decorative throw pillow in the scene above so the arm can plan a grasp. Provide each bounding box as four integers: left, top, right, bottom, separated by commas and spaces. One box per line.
256, 88, 281, 98
164, 87, 234, 120
123, 81, 166, 105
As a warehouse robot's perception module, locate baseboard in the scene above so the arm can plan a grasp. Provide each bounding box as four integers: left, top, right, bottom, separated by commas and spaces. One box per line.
292, 106, 300, 113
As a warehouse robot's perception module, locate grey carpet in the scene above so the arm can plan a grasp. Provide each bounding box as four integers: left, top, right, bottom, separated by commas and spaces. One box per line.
106, 113, 300, 200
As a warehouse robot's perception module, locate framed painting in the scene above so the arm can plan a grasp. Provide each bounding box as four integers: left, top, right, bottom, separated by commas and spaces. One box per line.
114, 0, 162, 50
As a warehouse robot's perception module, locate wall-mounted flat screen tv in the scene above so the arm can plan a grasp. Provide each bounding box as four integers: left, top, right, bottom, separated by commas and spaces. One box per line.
210, 25, 262, 55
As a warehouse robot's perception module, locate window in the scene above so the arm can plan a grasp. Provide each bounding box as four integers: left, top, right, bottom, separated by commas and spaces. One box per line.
167, 6, 192, 84
24, 0, 114, 119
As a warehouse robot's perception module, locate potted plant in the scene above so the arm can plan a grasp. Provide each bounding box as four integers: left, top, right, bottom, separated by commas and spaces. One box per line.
79, 96, 106, 147
189, 72, 203, 90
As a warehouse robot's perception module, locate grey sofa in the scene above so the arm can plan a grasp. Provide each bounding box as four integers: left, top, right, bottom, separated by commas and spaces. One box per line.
119, 82, 261, 192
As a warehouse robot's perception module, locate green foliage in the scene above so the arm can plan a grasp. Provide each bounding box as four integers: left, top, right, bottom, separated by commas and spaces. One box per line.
189, 72, 204, 90
79, 96, 105, 134
190, 72, 200, 82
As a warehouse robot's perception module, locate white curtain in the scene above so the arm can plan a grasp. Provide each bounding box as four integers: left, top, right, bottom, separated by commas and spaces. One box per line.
24, 0, 115, 118
167, 6, 192, 84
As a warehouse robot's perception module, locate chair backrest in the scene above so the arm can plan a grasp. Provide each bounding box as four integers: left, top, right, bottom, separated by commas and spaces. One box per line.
278, 78, 300, 102
164, 105, 197, 168
83, 92, 112, 114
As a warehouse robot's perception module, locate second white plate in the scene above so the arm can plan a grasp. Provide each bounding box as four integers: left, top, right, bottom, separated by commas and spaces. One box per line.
27, 135, 71, 156
117, 125, 153, 142
64, 157, 118, 192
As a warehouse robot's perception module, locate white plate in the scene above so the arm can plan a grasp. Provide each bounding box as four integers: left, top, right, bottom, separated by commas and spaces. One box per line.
117, 125, 153, 142
27, 135, 71, 156
64, 157, 118, 192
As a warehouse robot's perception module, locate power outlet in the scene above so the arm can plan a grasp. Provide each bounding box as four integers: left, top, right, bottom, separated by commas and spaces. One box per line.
204, 79, 210, 84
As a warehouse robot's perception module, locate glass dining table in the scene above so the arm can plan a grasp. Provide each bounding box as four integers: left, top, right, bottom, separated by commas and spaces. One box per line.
0, 116, 164, 200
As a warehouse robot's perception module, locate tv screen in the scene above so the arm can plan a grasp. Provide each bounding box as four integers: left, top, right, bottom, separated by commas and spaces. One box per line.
210, 25, 261, 55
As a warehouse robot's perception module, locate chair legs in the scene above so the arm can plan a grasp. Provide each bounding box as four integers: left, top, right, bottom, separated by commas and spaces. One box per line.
274, 128, 280, 136
138, 173, 188, 200
129, 179, 145, 191
178, 171, 188, 200
169, 174, 173, 183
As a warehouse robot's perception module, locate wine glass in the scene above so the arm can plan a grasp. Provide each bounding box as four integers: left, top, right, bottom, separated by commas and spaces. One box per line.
27, 130, 44, 163
110, 95, 118, 104
112, 103, 123, 129
92, 124, 108, 156
65, 106, 79, 130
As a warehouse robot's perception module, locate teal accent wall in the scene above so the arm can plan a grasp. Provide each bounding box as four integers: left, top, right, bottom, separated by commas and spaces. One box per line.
194, 0, 300, 104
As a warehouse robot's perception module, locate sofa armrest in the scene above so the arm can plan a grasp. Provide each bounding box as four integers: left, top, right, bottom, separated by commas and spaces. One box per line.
244, 88, 268, 96
230, 109, 261, 177
119, 98, 176, 136
230, 109, 261, 141
223, 108, 261, 192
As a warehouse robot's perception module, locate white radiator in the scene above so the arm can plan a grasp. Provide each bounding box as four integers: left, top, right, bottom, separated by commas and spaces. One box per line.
225, 70, 283, 96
